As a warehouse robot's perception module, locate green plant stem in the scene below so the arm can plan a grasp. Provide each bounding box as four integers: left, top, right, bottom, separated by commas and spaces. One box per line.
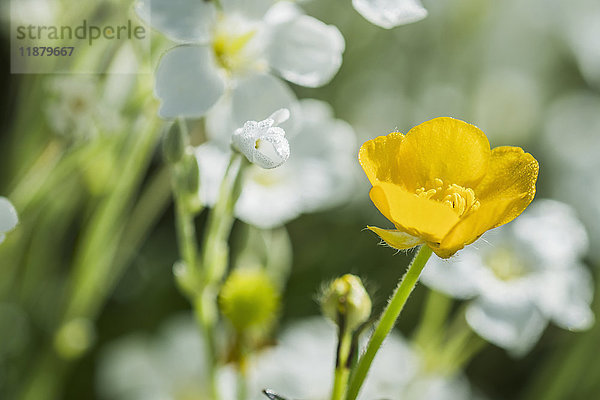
346, 245, 433, 400
196, 152, 245, 399
331, 329, 353, 400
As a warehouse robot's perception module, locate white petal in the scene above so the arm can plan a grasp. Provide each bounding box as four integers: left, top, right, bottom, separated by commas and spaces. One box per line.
205, 74, 300, 141
231, 119, 290, 169
352, 0, 428, 29
0, 197, 18, 233
155, 46, 225, 119
535, 265, 595, 331
235, 164, 304, 228
263, 1, 302, 25
194, 144, 230, 207
419, 249, 483, 299
135, 0, 217, 43
252, 131, 290, 169
289, 99, 358, 212
268, 108, 290, 125
466, 297, 547, 356
265, 4, 345, 87
511, 199, 589, 264
221, 0, 274, 20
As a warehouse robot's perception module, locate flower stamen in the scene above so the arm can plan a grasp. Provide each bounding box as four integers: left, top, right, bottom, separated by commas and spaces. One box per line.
416, 178, 480, 217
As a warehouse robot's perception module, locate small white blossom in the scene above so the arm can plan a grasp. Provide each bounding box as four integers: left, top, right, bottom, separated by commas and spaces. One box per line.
352, 0, 428, 29
0, 197, 18, 244
136, 0, 345, 119
196, 99, 357, 228
232, 109, 290, 169
421, 199, 594, 356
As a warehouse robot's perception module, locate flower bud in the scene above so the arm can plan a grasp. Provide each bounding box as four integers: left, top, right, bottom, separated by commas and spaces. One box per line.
231, 109, 290, 169
181, 154, 201, 194
163, 122, 188, 164
219, 268, 280, 333
321, 274, 371, 333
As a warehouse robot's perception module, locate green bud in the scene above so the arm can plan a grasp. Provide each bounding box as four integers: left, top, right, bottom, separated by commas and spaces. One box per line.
163, 122, 188, 164
181, 155, 200, 194
53, 318, 95, 360
219, 268, 280, 333
321, 274, 371, 333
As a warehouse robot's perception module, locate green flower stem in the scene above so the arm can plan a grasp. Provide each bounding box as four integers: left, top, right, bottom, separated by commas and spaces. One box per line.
201, 152, 245, 284
196, 152, 245, 400
345, 245, 433, 400
331, 329, 353, 400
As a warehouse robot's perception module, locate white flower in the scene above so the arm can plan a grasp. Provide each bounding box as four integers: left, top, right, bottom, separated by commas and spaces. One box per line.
136, 0, 345, 119
352, 0, 428, 29
44, 76, 123, 142
196, 99, 357, 228
0, 197, 18, 244
232, 109, 290, 169
420, 199, 594, 356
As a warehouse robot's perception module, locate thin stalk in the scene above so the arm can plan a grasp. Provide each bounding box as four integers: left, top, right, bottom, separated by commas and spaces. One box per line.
345, 245, 433, 400
331, 326, 353, 400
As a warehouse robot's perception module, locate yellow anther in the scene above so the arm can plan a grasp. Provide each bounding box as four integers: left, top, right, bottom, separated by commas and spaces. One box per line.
415, 178, 480, 217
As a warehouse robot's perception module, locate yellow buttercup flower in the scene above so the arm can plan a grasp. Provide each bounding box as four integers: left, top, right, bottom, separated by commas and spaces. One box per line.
359, 117, 538, 258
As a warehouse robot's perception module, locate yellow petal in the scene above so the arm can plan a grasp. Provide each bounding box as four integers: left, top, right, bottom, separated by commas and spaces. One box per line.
474, 146, 538, 227
367, 226, 424, 250
359, 132, 405, 186
396, 118, 491, 191
435, 197, 523, 258
370, 183, 460, 243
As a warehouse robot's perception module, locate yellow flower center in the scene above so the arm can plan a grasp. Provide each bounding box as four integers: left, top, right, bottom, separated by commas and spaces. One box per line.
211, 16, 265, 75
486, 248, 527, 281
416, 178, 480, 217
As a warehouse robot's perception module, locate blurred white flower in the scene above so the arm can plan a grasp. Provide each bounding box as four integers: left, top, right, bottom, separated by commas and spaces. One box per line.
44, 76, 122, 142
232, 109, 290, 169
197, 99, 357, 228
136, 0, 345, 119
352, 0, 428, 29
421, 199, 594, 356
0, 197, 18, 244
98, 315, 472, 400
